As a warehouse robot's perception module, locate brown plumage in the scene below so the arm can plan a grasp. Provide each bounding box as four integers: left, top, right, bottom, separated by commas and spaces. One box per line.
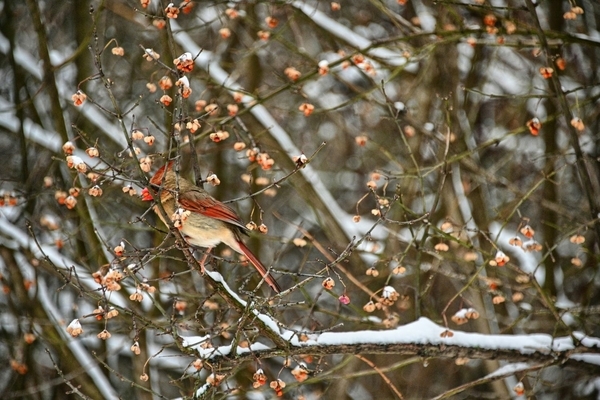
141, 162, 281, 293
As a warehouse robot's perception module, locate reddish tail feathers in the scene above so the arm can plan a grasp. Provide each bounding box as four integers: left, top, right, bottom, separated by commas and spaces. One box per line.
236, 240, 282, 293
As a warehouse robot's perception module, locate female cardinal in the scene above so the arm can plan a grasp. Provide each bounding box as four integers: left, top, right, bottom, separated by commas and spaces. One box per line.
141, 161, 282, 293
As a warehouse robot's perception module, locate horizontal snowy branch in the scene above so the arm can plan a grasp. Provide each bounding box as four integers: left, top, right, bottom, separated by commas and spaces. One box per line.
191, 317, 600, 373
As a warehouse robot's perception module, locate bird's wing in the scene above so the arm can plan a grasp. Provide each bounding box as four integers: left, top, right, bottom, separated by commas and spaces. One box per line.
150, 161, 173, 186
178, 189, 247, 230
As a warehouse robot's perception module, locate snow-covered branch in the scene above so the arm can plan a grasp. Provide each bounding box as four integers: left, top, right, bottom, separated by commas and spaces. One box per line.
192, 317, 600, 373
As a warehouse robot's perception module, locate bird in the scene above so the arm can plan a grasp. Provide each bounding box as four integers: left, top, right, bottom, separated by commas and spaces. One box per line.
141, 161, 282, 293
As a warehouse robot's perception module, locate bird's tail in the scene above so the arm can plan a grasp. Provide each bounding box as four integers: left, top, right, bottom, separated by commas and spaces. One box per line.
236, 240, 282, 293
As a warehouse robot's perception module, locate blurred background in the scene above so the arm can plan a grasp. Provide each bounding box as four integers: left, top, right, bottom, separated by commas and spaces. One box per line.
0, 0, 599, 398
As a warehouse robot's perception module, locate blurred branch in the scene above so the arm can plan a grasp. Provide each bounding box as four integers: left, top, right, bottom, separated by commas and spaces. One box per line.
431, 361, 551, 400
24, 0, 68, 142
525, 0, 600, 241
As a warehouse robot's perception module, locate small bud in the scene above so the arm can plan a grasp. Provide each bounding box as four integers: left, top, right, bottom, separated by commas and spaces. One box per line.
404, 125, 416, 137
440, 329, 454, 338
158, 76, 173, 90
293, 153, 308, 166
298, 102, 314, 116
570, 117, 585, 132
123, 184, 137, 196
493, 250, 509, 267
232, 92, 244, 103
71, 91, 86, 106
513, 382, 525, 396
292, 237, 307, 247
143, 135, 156, 146
206, 373, 225, 386
130, 292, 143, 302
381, 286, 399, 305
569, 234, 585, 244
225, 8, 239, 19
187, 119, 201, 133
291, 364, 309, 382
392, 265, 406, 274
483, 14, 497, 27
226, 103, 238, 116
219, 28, 231, 39
527, 117, 541, 135
434, 243, 449, 252
205, 103, 219, 116
85, 147, 99, 157
114, 243, 125, 257
160, 95, 173, 106
520, 224, 535, 238
142, 48, 160, 61
451, 309, 468, 325
284, 67, 301, 81
175, 300, 187, 313
257, 30, 270, 41
24, 333, 36, 344
64, 195, 77, 209
265, 16, 279, 28
322, 277, 335, 290
206, 174, 220, 186
209, 130, 230, 142
131, 341, 141, 355
522, 239, 542, 252
111, 46, 124, 56
465, 308, 479, 319
194, 99, 207, 112
318, 59, 330, 75
504, 20, 516, 34
66, 155, 84, 169
165, 3, 179, 19
62, 141, 76, 154
512, 292, 524, 302
66, 319, 83, 337
139, 156, 152, 173
55, 190, 67, 205
269, 379, 286, 394
192, 358, 203, 370
355, 135, 368, 146
131, 129, 144, 140
233, 141, 246, 151
508, 236, 522, 247
363, 301, 376, 312
97, 329, 112, 340
105, 307, 119, 319
256, 152, 274, 170
253, 369, 267, 388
